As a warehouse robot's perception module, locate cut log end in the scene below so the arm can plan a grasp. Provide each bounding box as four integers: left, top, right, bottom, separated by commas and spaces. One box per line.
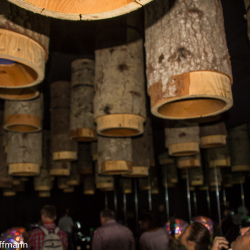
101, 161, 132, 175
35, 186, 51, 191
123, 166, 149, 177
52, 151, 77, 161
50, 169, 70, 176
84, 190, 95, 195
96, 114, 145, 137
39, 191, 51, 197
200, 135, 227, 148
70, 128, 96, 142
9, 163, 40, 176
0, 87, 39, 101
168, 142, 199, 157
232, 165, 250, 172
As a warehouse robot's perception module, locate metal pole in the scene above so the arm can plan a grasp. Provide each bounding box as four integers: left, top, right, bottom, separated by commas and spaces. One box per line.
134, 179, 139, 228
240, 182, 245, 207
193, 190, 197, 216
186, 170, 192, 223
214, 167, 222, 236
123, 192, 127, 225
164, 167, 170, 220
105, 191, 108, 209
222, 188, 227, 207
114, 187, 117, 216
206, 189, 211, 218
148, 177, 152, 210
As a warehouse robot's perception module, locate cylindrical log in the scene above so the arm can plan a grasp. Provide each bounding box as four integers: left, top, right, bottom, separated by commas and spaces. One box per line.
83, 175, 95, 195
70, 59, 96, 141
57, 177, 69, 189
206, 145, 230, 168
94, 17, 146, 137
78, 143, 93, 175
150, 168, 159, 194
7, 0, 154, 21
139, 177, 150, 190
165, 121, 200, 156
177, 154, 201, 169
50, 81, 78, 161
145, 118, 155, 167
39, 191, 51, 197
4, 94, 43, 132
0, 87, 40, 101
232, 173, 245, 185
50, 161, 71, 176
189, 168, 203, 186
228, 124, 250, 172
158, 152, 174, 165
221, 169, 233, 188
120, 178, 132, 194
3, 188, 16, 196
161, 163, 178, 185
91, 141, 98, 161
63, 186, 74, 193
7, 131, 42, 176
0, 1, 49, 92
67, 162, 80, 186
95, 163, 114, 190
145, 0, 233, 119
200, 121, 227, 148
209, 168, 222, 186
34, 169, 52, 191
98, 136, 132, 175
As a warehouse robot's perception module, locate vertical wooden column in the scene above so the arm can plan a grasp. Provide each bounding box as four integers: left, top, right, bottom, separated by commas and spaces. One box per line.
95, 162, 114, 191
67, 162, 80, 186
83, 175, 95, 195
78, 143, 93, 175
145, 0, 233, 119
50, 81, 78, 161
70, 59, 96, 141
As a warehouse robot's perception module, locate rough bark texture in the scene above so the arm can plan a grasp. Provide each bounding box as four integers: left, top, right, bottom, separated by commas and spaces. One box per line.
94, 37, 146, 118
7, 131, 42, 164
132, 132, 150, 167
200, 121, 227, 137
78, 143, 93, 175
120, 178, 132, 193
162, 163, 178, 185
42, 130, 50, 170
145, 0, 232, 91
165, 121, 200, 146
94, 163, 114, 188
209, 168, 222, 186
228, 124, 250, 171
207, 145, 230, 168
50, 161, 71, 175
177, 154, 201, 169
145, 118, 155, 166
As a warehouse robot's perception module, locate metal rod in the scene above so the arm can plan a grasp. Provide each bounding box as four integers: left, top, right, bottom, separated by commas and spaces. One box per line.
193, 190, 197, 216
148, 177, 152, 210
114, 187, 118, 216
222, 188, 227, 207
186, 170, 192, 223
123, 192, 127, 225
105, 191, 108, 209
206, 189, 211, 218
214, 167, 222, 236
240, 181, 245, 207
164, 167, 170, 220
134, 179, 139, 228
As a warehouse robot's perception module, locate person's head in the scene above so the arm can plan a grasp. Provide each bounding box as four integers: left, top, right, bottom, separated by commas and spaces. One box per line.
100, 209, 115, 226
231, 227, 250, 250
180, 222, 210, 250
139, 212, 157, 232
41, 205, 57, 224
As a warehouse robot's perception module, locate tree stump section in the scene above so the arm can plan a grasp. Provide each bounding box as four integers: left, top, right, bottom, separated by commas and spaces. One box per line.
64, 186, 74, 193
120, 178, 132, 194
7, 131, 42, 176
228, 124, 250, 172
145, 118, 155, 167
98, 136, 132, 175
51, 81, 78, 161
50, 161, 71, 176
139, 177, 150, 190
39, 191, 51, 197
3, 188, 16, 196
4, 94, 43, 132
78, 143, 93, 175
200, 121, 227, 148
209, 168, 222, 186
165, 121, 200, 156
57, 177, 69, 189
7, 0, 153, 21
145, 0, 233, 119
34, 169, 52, 191
158, 152, 174, 165
0, 1, 49, 97
91, 141, 98, 161
189, 168, 203, 186
221, 169, 233, 188
94, 18, 146, 137
83, 175, 95, 195
177, 154, 201, 169
206, 145, 230, 168
95, 163, 114, 190
67, 162, 80, 186
70, 59, 96, 141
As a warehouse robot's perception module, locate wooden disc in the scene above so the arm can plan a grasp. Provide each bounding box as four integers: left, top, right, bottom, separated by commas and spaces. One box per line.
63, 187, 74, 193
177, 155, 201, 169
53, 151, 77, 161
124, 166, 149, 177
70, 128, 96, 142
0, 29, 46, 88
150, 71, 232, 119
200, 135, 227, 148
169, 142, 199, 157
101, 161, 132, 175
95, 114, 145, 137
8, 0, 153, 20
9, 163, 40, 176
4, 114, 41, 132
0, 87, 39, 100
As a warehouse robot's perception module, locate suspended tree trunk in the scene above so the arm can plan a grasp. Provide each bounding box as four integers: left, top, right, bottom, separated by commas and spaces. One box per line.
145, 118, 155, 167
95, 163, 114, 190
50, 161, 71, 176
145, 0, 233, 119
0, 1, 49, 99
50, 81, 78, 161
70, 59, 96, 141
209, 168, 222, 187
165, 121, 200, 156
200, 121, 227, 148
221, 168, 233, 188
57, 177, 69, 189
206, 145, 230, 168
189, 168, 203, 186
39, 191, 51, 197
7, 131, 42, 176
78, 143, 93, 175
177, 154, 201, 169
4, 94, 43, 132
98, 136, 132, 175
67, 162, 80, 186
83, 175, 95, 195
120, 178, 132, 194
94, 13, 146, 137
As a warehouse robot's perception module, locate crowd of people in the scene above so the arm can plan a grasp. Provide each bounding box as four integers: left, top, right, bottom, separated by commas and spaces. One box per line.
25, 204, 250, 250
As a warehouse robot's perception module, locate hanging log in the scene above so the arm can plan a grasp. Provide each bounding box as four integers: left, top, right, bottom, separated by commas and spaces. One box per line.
145, 118, 155, 167
63, 186, 74, 193
209, 168, 222, 186
66, 162, 80, 186
7, 131, 42, 176
70, 59, 96, 141
94, 14, 146, 137
165, 121, 200, 156
189, 168, 203, 186
39, 191, 51, 197
206, 145, 230, 168
91, 141, 98, 161
0, 87, 39, 101
200, 121, 227, 148
139, 177, 150, 190
50, 161, 71, 176
50, 81, 78, 161
0, 1, 49, 94
228, 124, 250, 172
78, 143, 93, 175
7, 0, 154, 21
145, 0, 233, 119
57, 177, 69, 189
3, 188, 16, 196
120, 178, 132, 194
150, 168, 159, 194
161, 163, 178, 185
95, 163, 114, 190
34, 169, 52, 191
4, 94, 43, 132
83, 175, 95, 195
98, 136, 132, 175
221, 168, 233, 188
232, 173, 245, 185
177, 154, 201, 169
158, 152, 174, 165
